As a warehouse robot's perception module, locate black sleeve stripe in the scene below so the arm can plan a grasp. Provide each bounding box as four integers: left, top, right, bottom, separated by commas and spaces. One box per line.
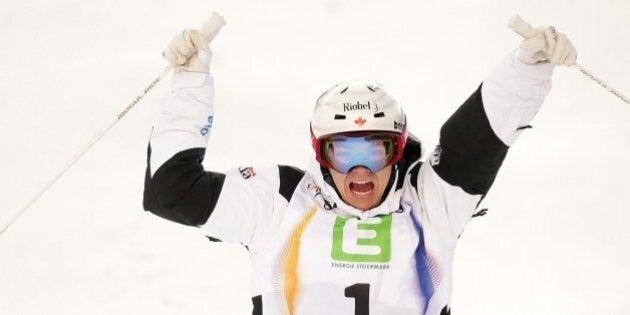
143, 146, 225, 227
432, 83, 509, 195
278, 165, 305, 203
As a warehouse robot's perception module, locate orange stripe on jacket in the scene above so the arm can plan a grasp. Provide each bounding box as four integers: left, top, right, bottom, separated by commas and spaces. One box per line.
281, 205, 318, 314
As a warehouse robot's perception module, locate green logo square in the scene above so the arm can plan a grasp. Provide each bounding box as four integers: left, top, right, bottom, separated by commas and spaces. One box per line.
331, 215, 392, 263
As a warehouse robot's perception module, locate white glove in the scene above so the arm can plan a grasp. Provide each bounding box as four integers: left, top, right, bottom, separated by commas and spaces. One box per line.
508, 15, 577, 66
162, 12, 226, 73
163, 29, 212, 73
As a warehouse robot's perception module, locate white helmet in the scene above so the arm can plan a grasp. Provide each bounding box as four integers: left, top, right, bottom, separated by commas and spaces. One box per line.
310, 81, 408, 172
310, 81, 406, 138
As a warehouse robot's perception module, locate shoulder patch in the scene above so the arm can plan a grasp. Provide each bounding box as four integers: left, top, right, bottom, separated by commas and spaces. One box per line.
278, 165, 305, 202
238, 166, 257, 179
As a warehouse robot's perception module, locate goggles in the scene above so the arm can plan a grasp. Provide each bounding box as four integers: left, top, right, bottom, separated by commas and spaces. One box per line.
313, 131, 405, 173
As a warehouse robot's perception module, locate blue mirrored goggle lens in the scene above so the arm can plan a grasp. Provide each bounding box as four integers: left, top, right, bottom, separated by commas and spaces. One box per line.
322, 135, 395, 173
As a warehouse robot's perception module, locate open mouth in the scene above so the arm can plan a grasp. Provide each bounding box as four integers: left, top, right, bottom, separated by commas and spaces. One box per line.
349, 180, 374, 196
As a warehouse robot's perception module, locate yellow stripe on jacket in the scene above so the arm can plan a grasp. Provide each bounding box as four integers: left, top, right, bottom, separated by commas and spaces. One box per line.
281, 205, 318, 314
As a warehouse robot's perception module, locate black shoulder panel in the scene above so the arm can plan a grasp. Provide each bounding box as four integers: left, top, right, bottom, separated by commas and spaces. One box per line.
409, 161, 422, 190
395, 134, 423, 190
432, 84, 509, 195
251, 295, 262, 315
278, 165, 305, 202
143, 146, 225, 226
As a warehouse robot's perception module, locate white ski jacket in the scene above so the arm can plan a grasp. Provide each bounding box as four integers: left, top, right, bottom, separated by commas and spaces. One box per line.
143, 49, 554, 315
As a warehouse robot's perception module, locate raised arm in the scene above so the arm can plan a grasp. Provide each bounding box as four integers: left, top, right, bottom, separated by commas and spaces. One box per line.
416, 17, 577, 240
143, 17, 227, 227
142, 16, 304, 248
433, 17, 577, 196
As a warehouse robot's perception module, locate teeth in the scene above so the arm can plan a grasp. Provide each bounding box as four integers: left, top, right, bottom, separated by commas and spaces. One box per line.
350, 180, 373, 196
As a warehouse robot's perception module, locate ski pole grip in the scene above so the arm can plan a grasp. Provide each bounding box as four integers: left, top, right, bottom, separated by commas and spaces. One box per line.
199, 11, 226, 42
507, 15, 537, 39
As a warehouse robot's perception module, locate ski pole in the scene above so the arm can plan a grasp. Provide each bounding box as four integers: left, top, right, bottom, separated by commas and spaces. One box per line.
508, 15, 629, 105
573, 64, 629, 104
0, 12, 226, 237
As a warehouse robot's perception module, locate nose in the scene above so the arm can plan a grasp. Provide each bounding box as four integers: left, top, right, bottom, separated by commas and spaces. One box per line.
348, 165, 373, 174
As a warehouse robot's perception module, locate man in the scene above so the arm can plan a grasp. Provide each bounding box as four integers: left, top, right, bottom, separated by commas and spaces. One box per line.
143, 16, 576, 314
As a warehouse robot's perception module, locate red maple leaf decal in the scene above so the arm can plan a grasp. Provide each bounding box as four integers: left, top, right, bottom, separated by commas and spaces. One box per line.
354, 117, 367, 127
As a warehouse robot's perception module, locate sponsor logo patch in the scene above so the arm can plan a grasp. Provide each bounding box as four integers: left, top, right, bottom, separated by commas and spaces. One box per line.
238, 166, 256, 179
343, 101, 378, 112
430, 145, 442, 166
307, 183, 336, 210
200, 116, 214, 136
332, 215, 392, 263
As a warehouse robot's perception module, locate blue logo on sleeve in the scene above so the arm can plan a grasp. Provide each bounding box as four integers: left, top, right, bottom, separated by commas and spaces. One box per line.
200, 116, 214, 136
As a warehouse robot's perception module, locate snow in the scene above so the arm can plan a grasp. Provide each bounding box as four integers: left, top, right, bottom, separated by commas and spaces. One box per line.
0, 0, 628, 314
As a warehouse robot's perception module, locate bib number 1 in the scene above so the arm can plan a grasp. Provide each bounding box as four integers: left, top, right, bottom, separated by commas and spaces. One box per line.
345, 283, 370, 315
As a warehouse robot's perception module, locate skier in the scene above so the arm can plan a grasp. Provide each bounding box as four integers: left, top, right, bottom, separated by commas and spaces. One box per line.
143, 16, 577, 314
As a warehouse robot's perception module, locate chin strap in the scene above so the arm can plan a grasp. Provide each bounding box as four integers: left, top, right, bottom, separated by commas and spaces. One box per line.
379, 165, 397, 204
320, 166, 341, 196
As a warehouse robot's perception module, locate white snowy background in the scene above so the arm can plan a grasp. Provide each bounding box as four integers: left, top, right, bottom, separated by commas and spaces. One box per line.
0, 0, 628, 314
